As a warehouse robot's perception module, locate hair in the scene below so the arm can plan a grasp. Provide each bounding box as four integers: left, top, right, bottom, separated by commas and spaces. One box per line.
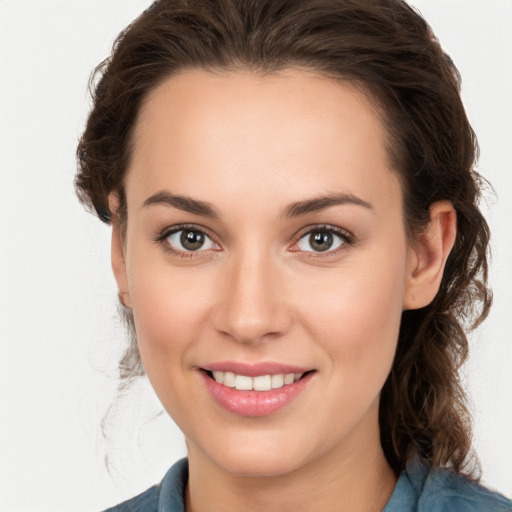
76, 0, 491, 476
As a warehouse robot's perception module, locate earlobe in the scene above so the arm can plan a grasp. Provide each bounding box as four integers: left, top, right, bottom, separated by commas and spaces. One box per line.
108, 192, 132, 308
403, 201, 457, 310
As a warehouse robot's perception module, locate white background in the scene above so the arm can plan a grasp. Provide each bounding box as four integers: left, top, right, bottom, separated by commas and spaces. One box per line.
1, 1, 511, 510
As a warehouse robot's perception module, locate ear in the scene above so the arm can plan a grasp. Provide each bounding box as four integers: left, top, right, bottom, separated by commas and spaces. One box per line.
403, 201, 457, 310
108, 192, 132, 308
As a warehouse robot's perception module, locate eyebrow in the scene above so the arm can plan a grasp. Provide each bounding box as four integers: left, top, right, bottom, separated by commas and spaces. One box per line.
142, 190, 373, 219
143, 191, 219, 218
283, 193, 373, 218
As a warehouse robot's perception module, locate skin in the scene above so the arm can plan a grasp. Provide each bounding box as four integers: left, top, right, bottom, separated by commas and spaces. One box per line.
110, 68, 456, 512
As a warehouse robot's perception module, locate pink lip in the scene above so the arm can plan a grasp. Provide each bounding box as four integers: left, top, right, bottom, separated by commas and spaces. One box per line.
204, 361, 311, 377
200, 363, 315, 417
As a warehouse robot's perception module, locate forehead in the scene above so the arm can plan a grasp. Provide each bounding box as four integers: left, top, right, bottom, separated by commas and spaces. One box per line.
126, 68, 401, 216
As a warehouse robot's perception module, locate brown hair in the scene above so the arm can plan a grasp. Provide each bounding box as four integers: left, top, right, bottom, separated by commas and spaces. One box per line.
76, 0, 491, 475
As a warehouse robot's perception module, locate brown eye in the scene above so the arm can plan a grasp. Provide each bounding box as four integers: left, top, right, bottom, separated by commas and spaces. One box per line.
309, 231, 334, 252
297, 229, 347, 253
166, 229, 216, 252
181, 230, 205, 250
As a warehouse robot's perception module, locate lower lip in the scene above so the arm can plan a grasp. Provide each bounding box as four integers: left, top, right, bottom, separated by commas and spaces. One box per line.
201, 371, 314, 417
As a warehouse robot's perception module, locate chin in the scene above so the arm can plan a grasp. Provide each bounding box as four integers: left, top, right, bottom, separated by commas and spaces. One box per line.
215, 449, 307, 478
187, 426, 325, 479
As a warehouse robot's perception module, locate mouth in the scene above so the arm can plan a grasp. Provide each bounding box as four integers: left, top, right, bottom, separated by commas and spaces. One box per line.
199, 365, 316, 417
202, 369, 315, 391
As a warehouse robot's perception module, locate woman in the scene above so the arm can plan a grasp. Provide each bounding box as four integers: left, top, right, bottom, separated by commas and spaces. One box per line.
75, 0, 512, 510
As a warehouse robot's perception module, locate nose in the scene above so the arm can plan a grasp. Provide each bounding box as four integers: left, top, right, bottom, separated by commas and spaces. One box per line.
212, 250, 293, 344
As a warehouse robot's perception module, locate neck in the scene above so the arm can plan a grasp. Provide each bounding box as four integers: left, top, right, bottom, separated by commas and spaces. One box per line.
185, 410, 397, 512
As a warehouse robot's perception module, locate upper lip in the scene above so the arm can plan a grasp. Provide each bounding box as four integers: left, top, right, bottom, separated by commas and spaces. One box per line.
202, 361, 313, 377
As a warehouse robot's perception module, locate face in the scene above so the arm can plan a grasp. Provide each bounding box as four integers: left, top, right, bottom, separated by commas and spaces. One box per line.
114, 68, 418, 477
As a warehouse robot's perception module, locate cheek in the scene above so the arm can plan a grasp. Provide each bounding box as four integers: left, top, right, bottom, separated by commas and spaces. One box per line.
299, 249, 406, 386
125, 253, 213, 377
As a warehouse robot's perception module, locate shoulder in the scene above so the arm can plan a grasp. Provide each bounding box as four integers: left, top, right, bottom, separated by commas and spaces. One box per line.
406, 458, 512, 512
420, 468, 511, 512
101, 458, 189, 512
102, 486, 159, 512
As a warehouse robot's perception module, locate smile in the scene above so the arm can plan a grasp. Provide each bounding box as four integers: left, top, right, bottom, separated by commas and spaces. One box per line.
209, 371, 304, 391
200, 364, 316, 417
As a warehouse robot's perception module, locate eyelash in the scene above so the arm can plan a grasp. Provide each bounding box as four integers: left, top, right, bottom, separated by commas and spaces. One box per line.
155, 224, 220, 258
292, 224, 355, 258
155, 223, 355, 258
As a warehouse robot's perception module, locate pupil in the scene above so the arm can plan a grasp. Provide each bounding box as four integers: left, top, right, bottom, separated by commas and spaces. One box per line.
181, 230, 204, 251
310, 231, 333, 252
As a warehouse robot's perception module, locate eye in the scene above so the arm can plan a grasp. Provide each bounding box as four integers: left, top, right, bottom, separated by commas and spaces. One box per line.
165, 228, 217, 252
296, 228, 350, 253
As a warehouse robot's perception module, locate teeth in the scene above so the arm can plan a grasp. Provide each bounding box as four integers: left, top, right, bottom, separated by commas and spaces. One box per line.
223, 371, 236, 387
271, 374, 284, 389
212, 371, 224, 384
234, 375, 253, 390
210, 371, 304, 390
284, 373, 295, 385
253, 375, 272, 391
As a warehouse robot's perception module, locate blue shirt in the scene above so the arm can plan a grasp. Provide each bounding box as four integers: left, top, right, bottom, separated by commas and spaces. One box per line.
104, 458, 511, 511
